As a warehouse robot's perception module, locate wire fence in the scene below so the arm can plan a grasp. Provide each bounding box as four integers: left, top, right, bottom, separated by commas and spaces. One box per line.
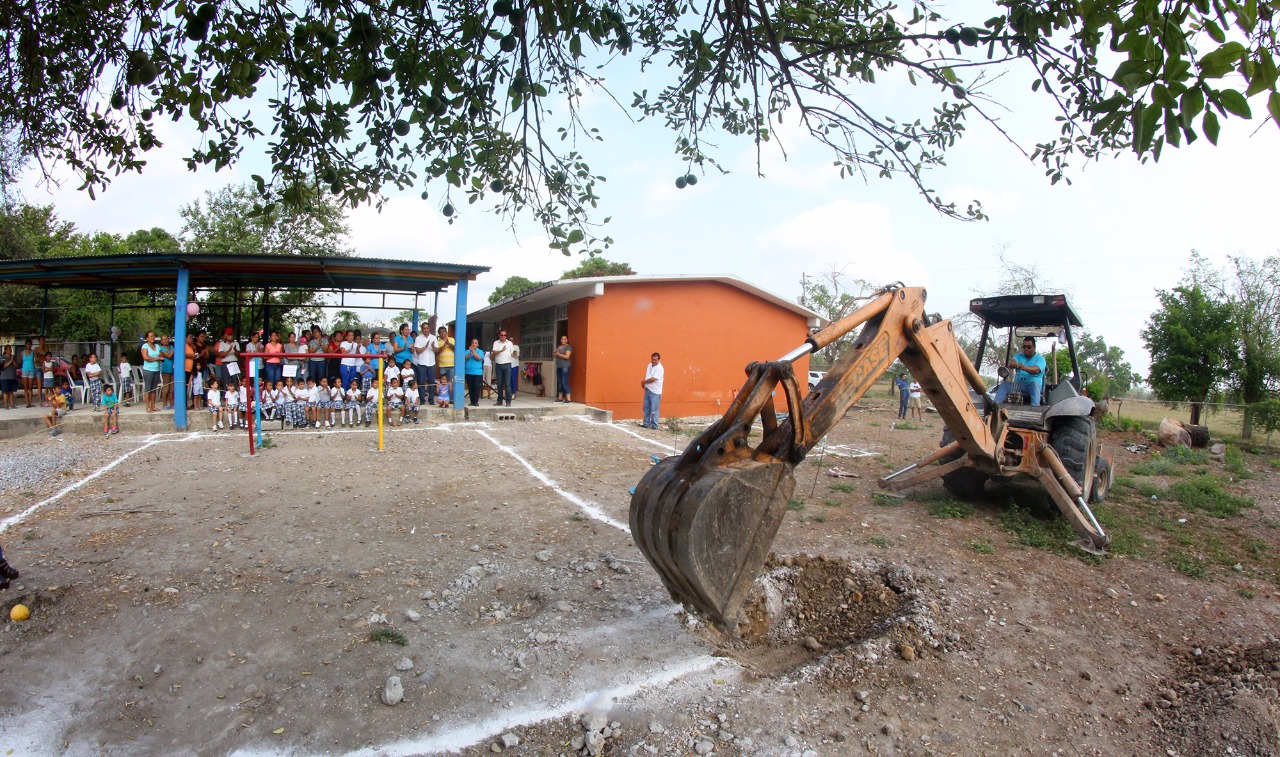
1108, 396, 1280, 445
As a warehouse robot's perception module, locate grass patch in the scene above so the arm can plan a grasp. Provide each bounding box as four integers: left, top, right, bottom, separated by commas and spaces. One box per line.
1240, 588, 1257, 599
828, 483, 855, 493
871, 493, 905, 507
569, 513, 586, 522
894, 420, 921, 430
1224, 446, 1253, 479
1131, 457, 1186, 477
821, 499, 843, 508
1165, 445, 1211, 465
1114, 475, 1138, 490
368, 628, 408, 646
969, 540, 995, 555
786, 498, 806, 511
999, 504, 1078, 553
1168, 477, 1254, 518
926, 499, 974, 518
1168, 550, 1208, 579
803, 513, 827, 524
1268, 458, 1280, 469
867, 536, 891, 549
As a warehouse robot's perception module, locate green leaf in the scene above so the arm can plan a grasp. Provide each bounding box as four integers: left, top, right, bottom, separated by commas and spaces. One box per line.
566, 229, 584, 244
1131, 101, 1146, 154
1269, 92, 1280, 128
1203, 110, 1221, 144
1204, 20, 1226, 43
1219, 89, 1251, 118
1179, 87, 1204, 126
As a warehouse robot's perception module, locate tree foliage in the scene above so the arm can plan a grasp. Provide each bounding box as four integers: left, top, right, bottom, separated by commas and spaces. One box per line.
800, 267, 875, 367
560, 256, 634, 279
487, 275, 544, 305
1075, 331, 1139, 398
180, 182, 350, 336
1141, 282, 1238, 425
3, 0, 1278, 250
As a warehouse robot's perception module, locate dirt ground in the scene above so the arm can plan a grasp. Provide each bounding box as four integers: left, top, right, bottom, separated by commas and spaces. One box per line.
1, 396, 1278, 757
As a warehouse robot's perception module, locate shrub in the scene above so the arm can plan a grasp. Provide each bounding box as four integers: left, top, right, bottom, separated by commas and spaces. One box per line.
1168, 477, 1254, 518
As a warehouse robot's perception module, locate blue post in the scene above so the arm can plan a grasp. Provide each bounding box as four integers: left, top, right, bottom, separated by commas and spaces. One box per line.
174, 268, 189, 431
254, 369, 262, 447
412, 308, 419, 334
453, 280, 468, 410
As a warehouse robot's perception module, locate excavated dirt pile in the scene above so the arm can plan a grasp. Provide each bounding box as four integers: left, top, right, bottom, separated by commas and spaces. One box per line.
1152, 639, 1280, 757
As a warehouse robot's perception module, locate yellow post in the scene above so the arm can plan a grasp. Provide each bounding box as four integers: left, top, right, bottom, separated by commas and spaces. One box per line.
377, 357, 385, 451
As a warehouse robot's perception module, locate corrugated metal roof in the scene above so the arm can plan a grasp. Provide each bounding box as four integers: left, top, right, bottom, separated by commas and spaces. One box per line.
469, 274, 824, 327
0, 253, 489, 293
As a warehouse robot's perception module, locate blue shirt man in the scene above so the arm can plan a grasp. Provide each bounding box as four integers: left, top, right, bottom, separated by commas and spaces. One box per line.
994, 337, 1047, 406
894, 373, 909, 419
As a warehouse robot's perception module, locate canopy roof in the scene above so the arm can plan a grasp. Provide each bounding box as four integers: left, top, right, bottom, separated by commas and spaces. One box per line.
968, 293, 1083, 329
0, 253, 489, 294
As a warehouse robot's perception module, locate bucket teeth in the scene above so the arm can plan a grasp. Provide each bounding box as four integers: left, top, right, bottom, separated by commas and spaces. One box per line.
630, 455, 794, 631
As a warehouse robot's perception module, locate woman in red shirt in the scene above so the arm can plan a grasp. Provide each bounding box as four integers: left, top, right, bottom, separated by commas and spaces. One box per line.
264, 331, 284, 385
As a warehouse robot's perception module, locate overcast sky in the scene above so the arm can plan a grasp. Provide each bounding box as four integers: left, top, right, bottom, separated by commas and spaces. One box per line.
16, 33, 1280, 377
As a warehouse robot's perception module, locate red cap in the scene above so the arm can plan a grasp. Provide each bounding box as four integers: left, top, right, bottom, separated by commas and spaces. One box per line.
224, 328, 234, 335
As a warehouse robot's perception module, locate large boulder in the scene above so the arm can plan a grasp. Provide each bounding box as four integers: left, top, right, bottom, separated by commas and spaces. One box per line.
1159, 418, 1210, 448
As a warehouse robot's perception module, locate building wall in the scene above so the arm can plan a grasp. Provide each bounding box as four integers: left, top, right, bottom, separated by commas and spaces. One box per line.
577, 281, 811, 420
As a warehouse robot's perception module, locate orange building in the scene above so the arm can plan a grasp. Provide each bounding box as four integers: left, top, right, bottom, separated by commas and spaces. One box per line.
468, 275, 821, 420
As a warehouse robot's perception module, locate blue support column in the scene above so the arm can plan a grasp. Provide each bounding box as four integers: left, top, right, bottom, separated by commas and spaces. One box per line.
453, 280, 468, 411
174, 268, 190, 431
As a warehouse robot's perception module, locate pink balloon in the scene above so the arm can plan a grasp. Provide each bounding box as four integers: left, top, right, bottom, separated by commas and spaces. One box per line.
186, 302, 200, 317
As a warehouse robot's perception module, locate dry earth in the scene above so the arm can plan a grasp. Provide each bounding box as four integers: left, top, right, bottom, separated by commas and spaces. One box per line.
1, 397, 1278, 757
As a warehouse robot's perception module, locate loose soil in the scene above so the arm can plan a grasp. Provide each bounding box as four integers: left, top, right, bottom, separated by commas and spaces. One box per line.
1, 398, 1278, 756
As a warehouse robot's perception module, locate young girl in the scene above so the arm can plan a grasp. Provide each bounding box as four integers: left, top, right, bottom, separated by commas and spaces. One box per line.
206, 378, 223, 430
316, 377, 334, 428
102, 384, 120, 435
399, 359, 414, 389
119, 355, 134, 406
386, 376, 404, 426
343, 379, 361, 427
41, 352, 56, 404
84, 354, 104, 410
435, 374, 451, 409
404, 380, 420, 425
237, 380, 251, 429
279, 379, 296, 427
293, 379, 310, 428
190, 360, 204, 410
224, 379, 241, 429
260, 382, 276, 421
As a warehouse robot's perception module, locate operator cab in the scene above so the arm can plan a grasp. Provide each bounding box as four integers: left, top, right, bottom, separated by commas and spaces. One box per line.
969, 294, 1087, 428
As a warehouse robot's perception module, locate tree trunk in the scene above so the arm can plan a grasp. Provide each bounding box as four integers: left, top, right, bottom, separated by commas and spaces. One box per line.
1242, 406, 1253, 440
1190, 402, 1202, 426
1186, 424, 1210, 448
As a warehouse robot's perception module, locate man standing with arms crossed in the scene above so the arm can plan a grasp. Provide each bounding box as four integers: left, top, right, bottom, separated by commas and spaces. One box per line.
641, 352, 664, 430
491, 330, 514, 407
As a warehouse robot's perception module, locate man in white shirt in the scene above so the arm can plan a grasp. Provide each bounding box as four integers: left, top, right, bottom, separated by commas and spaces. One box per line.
491, 330, 514, 407
215, 328, 239, 386
641, 352, 664, 429
412, 328, 437, 405
339, 330, 360, 390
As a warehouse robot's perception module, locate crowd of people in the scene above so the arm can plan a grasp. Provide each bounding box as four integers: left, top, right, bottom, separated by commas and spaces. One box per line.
4, 323, 583, 436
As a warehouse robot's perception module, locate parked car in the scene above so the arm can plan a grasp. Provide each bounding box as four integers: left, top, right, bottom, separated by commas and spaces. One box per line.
808, 370, 826, 388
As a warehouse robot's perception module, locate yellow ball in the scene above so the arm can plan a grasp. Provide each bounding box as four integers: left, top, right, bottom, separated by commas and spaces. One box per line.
10, 604, 30, 622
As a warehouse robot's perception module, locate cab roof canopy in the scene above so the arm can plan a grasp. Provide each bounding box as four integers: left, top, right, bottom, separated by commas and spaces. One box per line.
968, 294, 1083, 329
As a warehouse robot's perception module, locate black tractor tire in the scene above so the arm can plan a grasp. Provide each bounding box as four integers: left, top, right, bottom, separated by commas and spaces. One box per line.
1049, 415, 1093, 495
1090, 456, 1112, 504
939, 427, 987, 499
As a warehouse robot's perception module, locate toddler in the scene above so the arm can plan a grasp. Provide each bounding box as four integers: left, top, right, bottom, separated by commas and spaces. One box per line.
102, 384, 119, 435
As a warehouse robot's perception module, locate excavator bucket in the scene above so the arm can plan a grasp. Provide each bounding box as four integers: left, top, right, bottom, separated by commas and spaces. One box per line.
630, 453, 795, 631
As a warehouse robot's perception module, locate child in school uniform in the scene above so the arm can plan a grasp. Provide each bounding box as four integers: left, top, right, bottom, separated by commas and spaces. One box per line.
387, 376, 404, 426
84, 354, 104, 410
119, 355, 134, 406
206, 378, 223, 430
224, 380, 241, 429
404, 380, 420, 424
435, 374, 451, 409
41, 353, 55, 403
343, 379, 361, 427
102, 384, 120, 435
399, 359, 415, 388
237, 380, 251, 429
316, 377, 335, 428
356, 359, 374, 394
260, 382, 276, 421
301, 377, 317, 427
293, 379, 310, 428
361, 384, 377, 427
190, 363, 204, 410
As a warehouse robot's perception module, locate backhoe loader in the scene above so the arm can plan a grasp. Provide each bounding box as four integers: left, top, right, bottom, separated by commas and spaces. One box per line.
630, 285, 1112, 632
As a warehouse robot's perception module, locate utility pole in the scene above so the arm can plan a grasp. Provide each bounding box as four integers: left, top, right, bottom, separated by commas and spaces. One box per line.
799, 272, 807, 307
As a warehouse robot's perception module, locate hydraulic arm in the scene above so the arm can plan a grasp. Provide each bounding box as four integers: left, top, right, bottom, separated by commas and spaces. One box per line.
629, 285, 1109, 632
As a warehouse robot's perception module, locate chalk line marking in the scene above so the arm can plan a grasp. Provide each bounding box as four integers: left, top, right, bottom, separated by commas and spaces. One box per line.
475, 428, 628, 532
0, 431, 203, 534
229, 655, 722, 757
575, 416, 680, 453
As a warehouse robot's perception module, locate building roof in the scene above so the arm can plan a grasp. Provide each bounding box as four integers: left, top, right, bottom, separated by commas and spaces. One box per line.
0, 253, 489, 294
470, 274, 823, 326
